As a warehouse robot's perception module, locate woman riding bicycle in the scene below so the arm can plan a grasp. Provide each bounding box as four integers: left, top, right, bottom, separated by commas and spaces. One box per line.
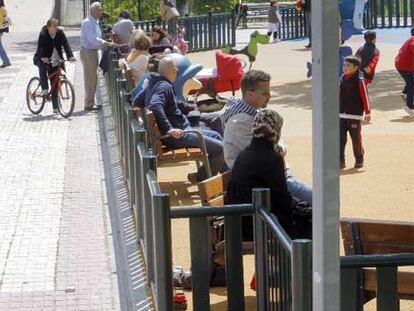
33, 18, 76, 113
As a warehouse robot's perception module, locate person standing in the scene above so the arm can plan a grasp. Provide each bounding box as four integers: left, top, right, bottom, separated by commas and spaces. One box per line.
303, 0, 311, 48
80, 2, 112, 111
395, 28, 414, 116
340, 57, 371, 169
160, 0, 180, 38
112, 9, 135, 55
268, 1, 282, 43
355, 30, 380, 85
240, 2, 248, 29
33, 18, 76, 113
0, 0, 11, 68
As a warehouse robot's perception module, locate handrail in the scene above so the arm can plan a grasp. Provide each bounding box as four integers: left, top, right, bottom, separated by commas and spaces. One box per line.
341, 253, 414, 268
258, 207, 293, 253
146, 170, 160, 196
170, 204, 253, 218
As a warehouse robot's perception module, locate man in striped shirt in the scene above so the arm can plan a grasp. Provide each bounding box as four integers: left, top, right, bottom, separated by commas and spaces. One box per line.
340, 56, 371, 169
223, 70, 313, 204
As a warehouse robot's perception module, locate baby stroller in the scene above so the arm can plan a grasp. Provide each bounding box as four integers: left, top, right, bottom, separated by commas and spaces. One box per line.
189, 50, 244, 112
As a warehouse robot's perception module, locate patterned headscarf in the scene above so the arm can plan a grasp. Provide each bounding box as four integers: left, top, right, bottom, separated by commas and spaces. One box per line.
252, 109, 283, 145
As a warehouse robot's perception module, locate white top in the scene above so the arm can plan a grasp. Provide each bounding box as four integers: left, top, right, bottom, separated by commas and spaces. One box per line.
128, 54, 149, 85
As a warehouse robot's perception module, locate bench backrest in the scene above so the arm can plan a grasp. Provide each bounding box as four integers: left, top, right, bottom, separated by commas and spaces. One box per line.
198, 171, 231, 206
141, 110, 164, 157
340, 218, 414, 255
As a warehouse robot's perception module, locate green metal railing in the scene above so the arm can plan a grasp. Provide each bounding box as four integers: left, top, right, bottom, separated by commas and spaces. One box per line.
364, 0, 414, 28
104, 47, 414, 310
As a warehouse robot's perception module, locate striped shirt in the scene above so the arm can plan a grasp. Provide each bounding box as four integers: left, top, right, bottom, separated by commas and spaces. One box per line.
223, 97, 257, 124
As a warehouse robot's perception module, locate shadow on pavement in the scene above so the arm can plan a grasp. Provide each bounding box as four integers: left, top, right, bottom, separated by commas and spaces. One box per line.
389, 116, 414, 123
22, 114, 63, 122
159, 181, 200, 206
269, 70, 407, 112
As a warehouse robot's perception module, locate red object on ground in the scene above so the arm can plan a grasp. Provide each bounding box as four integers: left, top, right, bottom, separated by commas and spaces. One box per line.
194, 50, 244, 96
250, 274, 256, 290
173, 292, 187, 303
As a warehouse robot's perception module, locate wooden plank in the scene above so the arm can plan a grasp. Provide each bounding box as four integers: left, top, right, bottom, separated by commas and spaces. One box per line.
364, 269, 414, 296
198, 171, 231, 204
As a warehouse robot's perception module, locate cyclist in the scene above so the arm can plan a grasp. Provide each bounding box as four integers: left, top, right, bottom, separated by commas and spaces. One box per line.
33, 18, 76, 113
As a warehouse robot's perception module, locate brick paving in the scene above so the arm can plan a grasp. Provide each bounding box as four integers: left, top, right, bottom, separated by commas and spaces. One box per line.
0, 2, 121, 309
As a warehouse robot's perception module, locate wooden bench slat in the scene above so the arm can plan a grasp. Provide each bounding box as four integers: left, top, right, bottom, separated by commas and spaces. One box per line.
198, 171, 231, 203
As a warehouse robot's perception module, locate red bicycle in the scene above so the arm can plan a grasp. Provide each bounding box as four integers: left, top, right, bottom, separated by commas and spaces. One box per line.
26, 59, 75, 118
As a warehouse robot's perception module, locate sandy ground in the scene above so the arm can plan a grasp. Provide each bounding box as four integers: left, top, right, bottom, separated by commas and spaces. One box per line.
158, 28, 414, 310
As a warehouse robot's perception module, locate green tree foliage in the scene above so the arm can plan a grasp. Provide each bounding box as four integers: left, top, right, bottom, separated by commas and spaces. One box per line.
103, 0, 159, 23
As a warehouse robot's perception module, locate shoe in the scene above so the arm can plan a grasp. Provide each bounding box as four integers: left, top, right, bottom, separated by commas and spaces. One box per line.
403, 106, 414, 117
187, 172, 199, 184
0, 63, 11, 68
52, 108, 58, 114
41, 89, 49, 96
401, 92, 407, 100
84, 106, 100, 111
340, 162, 346, 169
305, 43, 312, 48
354, 161, 364, 169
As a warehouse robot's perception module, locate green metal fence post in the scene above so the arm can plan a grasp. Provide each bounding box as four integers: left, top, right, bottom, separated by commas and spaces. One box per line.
292, 239, 312, 311
153, 193, 174, 310
253, 188, 271, 311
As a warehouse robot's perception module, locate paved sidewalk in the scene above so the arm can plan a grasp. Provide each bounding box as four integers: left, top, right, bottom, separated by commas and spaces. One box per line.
0, 2, 120, 309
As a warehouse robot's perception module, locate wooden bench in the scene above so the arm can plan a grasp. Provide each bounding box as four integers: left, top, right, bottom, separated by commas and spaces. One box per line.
140, 109, 212, 178
341, 218, 414, 303
198, 171, 254, 263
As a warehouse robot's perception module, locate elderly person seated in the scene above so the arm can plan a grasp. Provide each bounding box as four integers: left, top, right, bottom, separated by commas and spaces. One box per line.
226, 109, 300, 240
133, 57, 225, 183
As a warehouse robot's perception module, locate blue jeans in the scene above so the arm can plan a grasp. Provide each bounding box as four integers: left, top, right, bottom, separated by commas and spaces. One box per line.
286, 175, 313, 205
162, 127, 224, 181
0, 33, 10, 65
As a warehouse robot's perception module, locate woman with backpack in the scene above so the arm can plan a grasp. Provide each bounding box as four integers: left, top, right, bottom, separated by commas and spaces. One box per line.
0, 0, 11, 68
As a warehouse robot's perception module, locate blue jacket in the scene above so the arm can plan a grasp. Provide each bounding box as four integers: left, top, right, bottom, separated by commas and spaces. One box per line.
133, 73, 190, 134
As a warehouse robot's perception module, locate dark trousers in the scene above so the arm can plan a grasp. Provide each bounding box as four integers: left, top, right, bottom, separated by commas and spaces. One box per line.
305, 11, 312, 43
267, 31, 278, 40
37, 61, 59, 109
398, 70, 413, 109
340, 118, 364, 164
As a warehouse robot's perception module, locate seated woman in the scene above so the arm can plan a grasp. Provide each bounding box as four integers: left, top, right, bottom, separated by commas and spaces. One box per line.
226, 109, 295, 240
150, 26, 172, 46
122, 30, 151, 87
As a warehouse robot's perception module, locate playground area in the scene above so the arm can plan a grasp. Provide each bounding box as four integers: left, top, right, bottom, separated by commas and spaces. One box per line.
155, 27, 414, 310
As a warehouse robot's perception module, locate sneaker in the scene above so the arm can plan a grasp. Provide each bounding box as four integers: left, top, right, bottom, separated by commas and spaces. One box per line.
354, 161, 364, 169
53, 108, 58, 114
187, 172, 199, 184
305, 43, 312, 48
401, 92, 407, 100
403, 106, 414, 117
340, 162, 346, 169
0, 63, 11, 68
41, 89, 49, 96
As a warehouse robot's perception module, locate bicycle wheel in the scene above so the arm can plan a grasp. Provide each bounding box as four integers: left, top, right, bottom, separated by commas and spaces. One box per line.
26, 77, 45, 114
57, 79, 75, 118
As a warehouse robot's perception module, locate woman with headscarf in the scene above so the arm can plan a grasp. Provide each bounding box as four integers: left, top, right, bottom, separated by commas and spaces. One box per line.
226, 109, 295, 240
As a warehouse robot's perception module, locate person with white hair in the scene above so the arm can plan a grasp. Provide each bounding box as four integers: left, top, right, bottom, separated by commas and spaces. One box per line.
80, 1, 112, 111
133, 57, 225, 183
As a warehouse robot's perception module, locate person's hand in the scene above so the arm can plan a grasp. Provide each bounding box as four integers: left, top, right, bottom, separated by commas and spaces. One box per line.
364, 67, 371, 74
167, 129, 184, 139
41, 57, 49, 63
69, 57, 76, 63
363, 115, 371, 125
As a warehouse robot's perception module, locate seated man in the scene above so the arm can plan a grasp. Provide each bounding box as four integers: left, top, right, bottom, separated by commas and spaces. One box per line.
223, 70, 312, 204
133, 57, 224, 182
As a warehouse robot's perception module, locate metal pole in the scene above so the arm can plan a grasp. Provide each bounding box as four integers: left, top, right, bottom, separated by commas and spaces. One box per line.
292, 239, 312, 311
311, 0, 340, 310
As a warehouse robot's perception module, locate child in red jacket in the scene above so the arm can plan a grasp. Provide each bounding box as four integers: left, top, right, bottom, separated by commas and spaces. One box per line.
340, 57, 371, 169
395, 27, 414, 116
355, 31, 380, 85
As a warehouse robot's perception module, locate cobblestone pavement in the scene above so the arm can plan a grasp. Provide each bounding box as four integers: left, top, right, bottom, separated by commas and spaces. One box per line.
0, 2, 120, 310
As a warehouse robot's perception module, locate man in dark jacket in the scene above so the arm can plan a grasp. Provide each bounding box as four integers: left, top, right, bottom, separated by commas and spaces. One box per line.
33, 18, 75, 112
133, 57, 224, 182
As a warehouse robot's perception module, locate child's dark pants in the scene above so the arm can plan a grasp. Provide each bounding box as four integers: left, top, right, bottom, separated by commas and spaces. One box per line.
398, 70, 413, 109
340, 118, 364, 164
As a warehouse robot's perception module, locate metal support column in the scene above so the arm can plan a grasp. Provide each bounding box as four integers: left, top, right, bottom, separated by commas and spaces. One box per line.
311, 1, 340, 310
